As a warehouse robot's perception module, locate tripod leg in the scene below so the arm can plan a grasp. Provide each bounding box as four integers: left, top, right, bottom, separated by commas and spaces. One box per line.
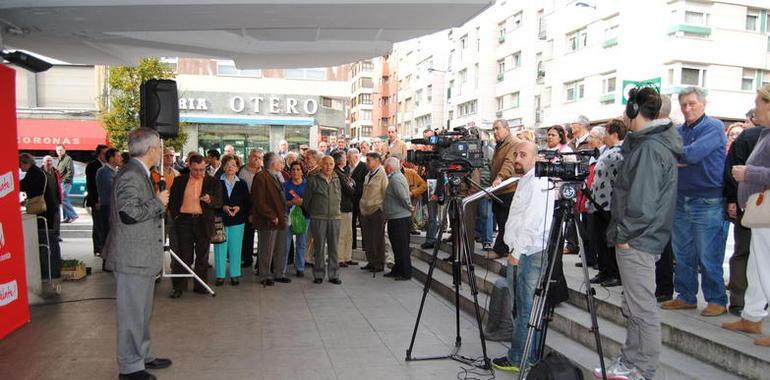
165, 248, 216, 296
406, 197, 452, 360
573, 210, 607, 379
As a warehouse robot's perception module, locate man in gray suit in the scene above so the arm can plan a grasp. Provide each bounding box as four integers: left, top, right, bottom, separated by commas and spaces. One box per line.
103, 128, 172, 380
383, 157, 414, 280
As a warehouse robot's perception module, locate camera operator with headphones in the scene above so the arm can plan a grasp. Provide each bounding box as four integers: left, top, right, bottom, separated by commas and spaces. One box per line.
601, 87, 682, 380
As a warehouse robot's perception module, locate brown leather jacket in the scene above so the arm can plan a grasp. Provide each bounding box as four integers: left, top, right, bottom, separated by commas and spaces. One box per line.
491, 133, 521, 194
250, 170, 287, 230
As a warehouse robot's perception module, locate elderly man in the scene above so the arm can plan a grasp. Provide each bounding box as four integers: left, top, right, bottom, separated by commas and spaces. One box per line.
95, 148, 123, 257
360, 152, 388, 272
318, 140, 329, 155
491, 141, 555, 373
383, 157, 414, 280
167, 153, 223, 298
661, 86, 729, 317
489, 119, 521, 258
333, 151, 356, 267
56, 144, 78, 223
570, 115, 592, 151
386, 126, 408, 160
86, 144, 108, 255
303, 156, 343, 284
224, 144, 236, 157
238, 149, 263, 268
103, 128, 172, 379
20, 153, 62, 279
349, 148, 367, 250
251, 152, 290, 286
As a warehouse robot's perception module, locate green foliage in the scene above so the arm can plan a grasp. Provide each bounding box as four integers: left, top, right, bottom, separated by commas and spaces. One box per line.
99, 58, 187, 151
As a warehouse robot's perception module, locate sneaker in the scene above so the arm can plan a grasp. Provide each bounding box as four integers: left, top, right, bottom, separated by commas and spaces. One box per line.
594, 357, 645, 380
491, 357, 520, 373
482, 243, 493, 251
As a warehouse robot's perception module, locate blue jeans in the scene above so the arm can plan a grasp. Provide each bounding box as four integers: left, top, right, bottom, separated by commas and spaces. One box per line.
286, 219, 308, 273
507, 251, 545, 366
61, 183, 78, 220
672, 196, 729, 306
475, 199, 494, 245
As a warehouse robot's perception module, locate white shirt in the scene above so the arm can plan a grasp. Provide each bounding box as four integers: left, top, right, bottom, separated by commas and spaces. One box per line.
503, 168, 555, 261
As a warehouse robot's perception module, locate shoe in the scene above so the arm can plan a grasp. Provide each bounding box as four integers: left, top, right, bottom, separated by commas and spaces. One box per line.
754, 335, 770, 346
119, 370, 156, 380
193, 288, 208, 295
383, 272, 397, 278
491, 357, 520, 373
482, 243, 493, 251
442, 256, 455, 262
214, 278, 224, 287
483, 251, 501, 259
361, 264, 373, 270
144, 358, 172, 370
387, 262, 394, 269
395, 276, 411, 281
420, 242, 435, 249
594, 357, 644, 380
339, 262, 349, 268
656, 294, 673, 303
230, 278, 240, 286
722, 318, 763, 334
274, 277, 291, 284
442, 237, 452, 243
346, 260, 358, 265
296, 271, 305, 278
660, 299, 697, 310
241, 262, 251, 268
590, 274, 606, 284
601, 278, 622, 288
329, 278, 342, 285
701, 303, 728, 317
313, 279, 323, 284
575, 262, 584, 268
728, 305, 743, 316
169, 289, 183, 299
563, 247, 578, 255
369, 267, 384, 273
410, 230, 421, 235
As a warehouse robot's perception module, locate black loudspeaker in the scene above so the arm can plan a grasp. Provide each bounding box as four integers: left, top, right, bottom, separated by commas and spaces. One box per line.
140, 79, 179, 138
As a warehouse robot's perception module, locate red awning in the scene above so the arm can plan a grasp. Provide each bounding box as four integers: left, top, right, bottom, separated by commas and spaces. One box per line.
16, 118, 108, 151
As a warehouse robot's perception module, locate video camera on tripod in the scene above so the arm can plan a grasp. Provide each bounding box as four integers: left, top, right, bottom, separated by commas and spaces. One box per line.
407, 126, 485, 171
534, 149, 599, 181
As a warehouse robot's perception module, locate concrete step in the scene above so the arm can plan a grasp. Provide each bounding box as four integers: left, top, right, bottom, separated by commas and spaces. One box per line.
410, 258, 740, 380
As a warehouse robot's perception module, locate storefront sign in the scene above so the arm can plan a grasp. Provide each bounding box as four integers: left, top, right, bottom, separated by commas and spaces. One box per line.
228, 96, 318, 115
179, 92, 320, 116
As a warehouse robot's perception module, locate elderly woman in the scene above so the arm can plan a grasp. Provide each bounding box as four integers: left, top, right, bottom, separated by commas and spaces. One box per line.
726, 122, 745, 152
284, 161, 309, 277
213, 154, 250, 286
722, 84, 770, 346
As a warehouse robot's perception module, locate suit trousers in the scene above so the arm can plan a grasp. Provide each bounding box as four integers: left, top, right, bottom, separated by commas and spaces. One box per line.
91, 206, 105, 254
241, 221, 256, 266
338, 212, 353, 263
492, 192, 515, 255
173, 215, 211, 292
728, 213, 751, 308
258, 228, 288, 281
115, 271, 156, 374
352, 200, 363, 250
387, 216, 412, 278
361, 210, 386, 269
655, 240, 674, 298
311, 219, 340, 280
592, 210, 618, 280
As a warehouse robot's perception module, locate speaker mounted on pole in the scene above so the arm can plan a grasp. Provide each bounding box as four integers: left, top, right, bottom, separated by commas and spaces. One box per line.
140, 79, 179, 139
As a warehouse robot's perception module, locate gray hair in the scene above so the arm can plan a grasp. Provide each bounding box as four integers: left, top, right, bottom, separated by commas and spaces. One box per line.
659, 94, 672, 118
384, 157, 401, 171
574, 115, 590, 126
590, 126, 606, 139
128, 128, 161, 158
347, 148, 360, 157
678, 86, 707, 103
285, 151, 298, 161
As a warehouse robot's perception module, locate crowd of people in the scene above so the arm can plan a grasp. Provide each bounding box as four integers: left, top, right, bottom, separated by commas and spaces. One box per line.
17, 84, 770, 380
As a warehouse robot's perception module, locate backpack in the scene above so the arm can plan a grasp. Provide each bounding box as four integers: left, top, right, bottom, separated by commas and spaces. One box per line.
527, 352, 584, 380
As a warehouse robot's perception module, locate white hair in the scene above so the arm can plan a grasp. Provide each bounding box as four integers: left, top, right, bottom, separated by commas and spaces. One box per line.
128, 128, 160, 157
590, 126, 606, 138
384, 157, 401, 171
679, 86, 707, 103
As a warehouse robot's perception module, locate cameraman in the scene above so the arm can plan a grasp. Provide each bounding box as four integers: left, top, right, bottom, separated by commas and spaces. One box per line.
600, 87, 682, 380
491, 141, 554, 373
490, 119, 522, 258
420, 129, 441, 249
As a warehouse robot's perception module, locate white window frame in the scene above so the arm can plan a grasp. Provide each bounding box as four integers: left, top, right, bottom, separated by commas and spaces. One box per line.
497, 59, 506, 75
567, 28, 588, 52
746, 9, 760, 32
512, 51, 522, 68
217, 60, 262, 77
564, 80, 585, 103
742, 68, 757, 91
684, 10, 709, 26
512, 11, 523, 29
681, 66, 707, 87
602, 75, 617, 95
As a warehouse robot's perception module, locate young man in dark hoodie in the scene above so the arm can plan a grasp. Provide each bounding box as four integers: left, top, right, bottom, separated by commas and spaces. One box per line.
600, 87, 682, 380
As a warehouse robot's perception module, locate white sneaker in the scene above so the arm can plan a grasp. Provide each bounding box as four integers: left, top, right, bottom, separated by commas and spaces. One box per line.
593, 357, 645, 380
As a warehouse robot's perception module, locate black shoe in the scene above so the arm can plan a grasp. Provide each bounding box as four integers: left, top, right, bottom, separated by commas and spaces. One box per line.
361, 264, 373, 270
119, 370, 156, 380
261, 279, 274, 287
575, 262, 584, 268
329, 278, 342, 285
313, 279, 323, 284
420, 242, 435, 249
383, 272, 397, 278
346, 260, 358, 265
296, 271, 305, 278
601, 278, 622, 287
193, 288, 208, 295
339, 262, 349, 268
369, 267, 384, 273
241, 262, 251, 268
214, 278, 224, 287
590, 274, 606, 284
169, 289, 183, 299
395, 276, 411, 281
230, 278, 240, 286
144, 358, 172, 370
410, 230, 421, 235
656, 294, 673, 303
274, 277, 291, 283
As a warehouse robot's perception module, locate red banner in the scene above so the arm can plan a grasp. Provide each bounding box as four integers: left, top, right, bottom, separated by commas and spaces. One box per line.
0, 65, 30, 340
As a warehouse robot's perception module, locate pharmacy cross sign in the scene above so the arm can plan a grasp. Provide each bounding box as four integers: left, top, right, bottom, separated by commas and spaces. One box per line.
622, 77, 662, 105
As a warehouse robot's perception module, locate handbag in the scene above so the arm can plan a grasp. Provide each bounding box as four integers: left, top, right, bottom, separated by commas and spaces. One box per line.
25, 173, 48, 215
742, 189, 770, 228
211, 215, 227, 243
290, 206, 308, 235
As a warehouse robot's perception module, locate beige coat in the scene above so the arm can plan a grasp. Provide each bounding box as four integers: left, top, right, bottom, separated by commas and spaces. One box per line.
359, 166, 388, 216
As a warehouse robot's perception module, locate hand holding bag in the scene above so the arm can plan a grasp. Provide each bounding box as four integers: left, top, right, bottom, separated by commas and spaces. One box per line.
25, 173, 48, 215
211, 215, 227, 243
742, 189, 770, 228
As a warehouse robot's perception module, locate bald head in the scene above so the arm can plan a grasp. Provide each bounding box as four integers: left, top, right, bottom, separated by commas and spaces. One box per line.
513, 141, 539, 175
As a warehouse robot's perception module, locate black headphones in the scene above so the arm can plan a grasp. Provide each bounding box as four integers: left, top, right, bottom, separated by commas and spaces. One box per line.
626, 87, 640, 120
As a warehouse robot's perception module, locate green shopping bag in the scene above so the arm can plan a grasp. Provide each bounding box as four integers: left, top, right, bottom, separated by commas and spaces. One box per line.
290, 206, 308, 235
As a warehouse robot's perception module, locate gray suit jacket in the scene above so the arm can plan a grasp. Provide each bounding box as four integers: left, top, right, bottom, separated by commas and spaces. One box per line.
103, 158, 165, 275
383, 171, 412, 220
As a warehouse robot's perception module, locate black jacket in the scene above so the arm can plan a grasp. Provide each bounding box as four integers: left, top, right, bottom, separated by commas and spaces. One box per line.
85, 159, 102, 207
336, 166, 355, 213
168, 173, 223, 238
351, 161, 368, 200
724, 126, 765, 204
21, 165, 61, 231
607, 121, 683, 254
218, 178, 251, 226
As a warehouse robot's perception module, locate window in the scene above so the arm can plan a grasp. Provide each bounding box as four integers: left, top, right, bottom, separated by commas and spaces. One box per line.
565, 80, 585, 102
681, 67, 707, 87
512, 51, 521, 68
448, 80, 454, 99
742, 68, 756, 91
567, 28, 588, 52
497, 59, 505, 76
497, 96, 505, 111
684, 10, 708, 26
458, 100, 478, 117
460, 34, 468, 50
497, 92, 520, 111
746, 10, 759, 31
763, 71, 770, 88
360, 110, 372, 121
217, 60, 262, 77
321, 96, 333, 108
605, 25, 619, 40
359, 93, 372, 105
602, 76, 616, 94
667, 68, 675, 85
537, 9, 546, 39
415, 89, 423, 107
512, 11, 523, 29
459, 69, 467, 84
283, 68, 326, 80
427, 85, 433, 102
498, 22, 507, 42
474, 63, 479, 89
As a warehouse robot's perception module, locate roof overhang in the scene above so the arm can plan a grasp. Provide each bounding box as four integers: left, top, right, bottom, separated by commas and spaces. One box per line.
0, 1, 492, 68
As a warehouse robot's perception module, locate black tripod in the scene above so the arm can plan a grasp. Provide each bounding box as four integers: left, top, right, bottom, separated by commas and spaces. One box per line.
406, 169, 495, 370
517, 181, 606, 379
